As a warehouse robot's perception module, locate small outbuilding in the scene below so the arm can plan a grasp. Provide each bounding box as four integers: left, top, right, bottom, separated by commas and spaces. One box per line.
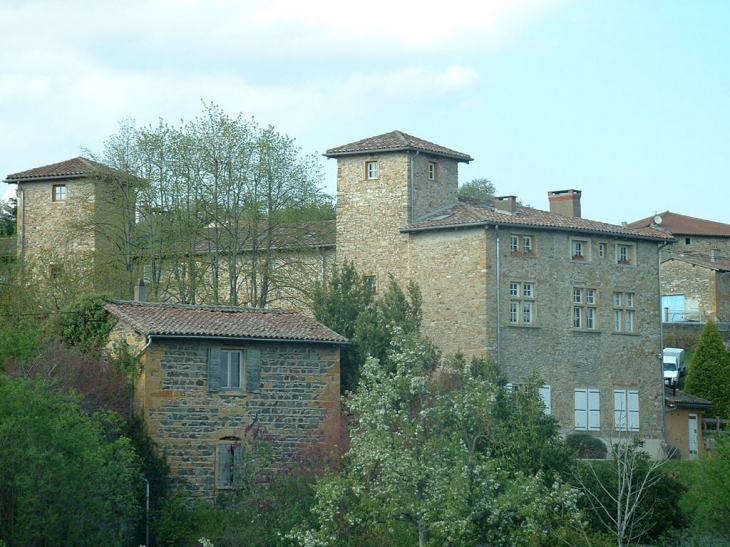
665, 387, 712, 460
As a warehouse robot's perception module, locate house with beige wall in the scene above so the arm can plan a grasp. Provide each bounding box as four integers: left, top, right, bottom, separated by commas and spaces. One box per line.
104, 299, 346, 499
326, 130, 675, 454
664, 387, 712, 460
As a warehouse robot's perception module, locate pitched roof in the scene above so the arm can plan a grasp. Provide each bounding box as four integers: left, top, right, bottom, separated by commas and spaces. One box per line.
3, 157, 106, 183
663, 249, 730, 271
325, 130, 473, 162
628, 212, 730, 237
403, 196, 674, 241
104, 300, 348, 344
665, 387, 712, 409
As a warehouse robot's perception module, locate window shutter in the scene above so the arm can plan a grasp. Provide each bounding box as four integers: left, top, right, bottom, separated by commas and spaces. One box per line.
246, 349, 261, 393
615, 390, 626, 430
539, 385, 552, 415
208, 347, 221, 392
575, 389, 587, 430
588, 389, 601, 431
628, 390, 640, 431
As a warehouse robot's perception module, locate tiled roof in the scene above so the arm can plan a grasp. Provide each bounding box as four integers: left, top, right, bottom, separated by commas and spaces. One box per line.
665, 387, 712, 409
3, 157, 105, 183
629, 212, 730, 237
325, 130, 473, 162
663, 249, 730, 271
404, 196, 674, 241
104, 300, 348, 344
192, 220, 335, 254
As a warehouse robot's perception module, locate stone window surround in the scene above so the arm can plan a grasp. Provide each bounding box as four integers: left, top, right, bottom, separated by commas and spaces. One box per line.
616, 242, 636, 265
428, 160, 439, 181
613, 291, 636, 334
509, 281, 535, 326
572, 287, 598, 330
52, 184, 67, 202
570, 237, 590, 261
509, 234, 535, 256
365, 160, 379, 180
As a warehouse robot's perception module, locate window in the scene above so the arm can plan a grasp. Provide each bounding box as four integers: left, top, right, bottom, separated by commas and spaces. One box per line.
365, 275, 377, 293
509, 281, 535, 326
208, 348, 261, 393
52, 184, 66, 202
217, 437, 244, 488
366, 161, 379, 179
616, 243, 635, 265
598, 243, 606, 257
539, 385, 552, 415
571, 238, 589, 260
614, 390, 639, 431
509, 234, 534, 255
613, 292, 636, 333
428, 161, 438, 180
575, 389, 601, 431
48, 263, 62, 279
573, 287, 598, 330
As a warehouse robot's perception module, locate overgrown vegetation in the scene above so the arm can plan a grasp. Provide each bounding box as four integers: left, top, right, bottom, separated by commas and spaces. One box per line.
684, 320, 730, 418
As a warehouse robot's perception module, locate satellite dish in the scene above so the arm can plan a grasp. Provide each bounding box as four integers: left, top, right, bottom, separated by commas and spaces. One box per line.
654, 215, 663, 225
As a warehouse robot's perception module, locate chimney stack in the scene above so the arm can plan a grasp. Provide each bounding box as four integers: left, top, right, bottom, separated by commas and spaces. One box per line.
494, 195, 517, 214
548, 189, 582, 218
134, 278, 147, 302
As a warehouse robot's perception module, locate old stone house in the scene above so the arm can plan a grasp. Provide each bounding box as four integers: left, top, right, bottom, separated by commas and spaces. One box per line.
326, 130, 675, 453
3, 157, 136, 298
629, 212, 730, 322
104, 299, 346, 499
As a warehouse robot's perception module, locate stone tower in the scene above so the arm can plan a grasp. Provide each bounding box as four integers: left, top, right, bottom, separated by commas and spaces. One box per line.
325, 130, 472, 289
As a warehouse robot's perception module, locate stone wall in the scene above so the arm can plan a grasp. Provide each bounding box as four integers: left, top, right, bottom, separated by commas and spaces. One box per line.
112, 321, 341, 499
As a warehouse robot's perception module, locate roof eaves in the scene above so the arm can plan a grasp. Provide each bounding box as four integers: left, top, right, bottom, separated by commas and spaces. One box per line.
146, 333, 350, 345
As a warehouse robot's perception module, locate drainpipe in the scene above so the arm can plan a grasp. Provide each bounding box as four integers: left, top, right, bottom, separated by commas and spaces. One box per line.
409, 151, 420, 223
658, 241, 670, 449
495, 225, 501, 368
18, 183, 25, 259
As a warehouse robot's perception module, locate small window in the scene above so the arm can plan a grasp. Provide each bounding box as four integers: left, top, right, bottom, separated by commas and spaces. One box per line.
616, 243, 635, 265
365, 275, 377, 293
217, 437, 244, 489
598, 243, 606, 257
571, 238, 590, 260
52, 184, 67, 202
573, 287, 598, 330
366, 161, 379, 180
221, 349, 243, 389
685, 237, 691, 245
428, 161, 438, 181
509, 281, 535, 326
510, 234, 535, 256
613, 291, 636, 333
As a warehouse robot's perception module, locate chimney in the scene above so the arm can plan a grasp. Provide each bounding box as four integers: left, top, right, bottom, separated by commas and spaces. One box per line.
710, 249, 722, 263
494, 195, 517, 214
548, 189, 582, 218
134, 278, 147, 302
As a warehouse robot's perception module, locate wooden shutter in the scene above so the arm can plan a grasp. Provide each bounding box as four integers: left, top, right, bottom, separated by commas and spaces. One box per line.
628, 390, 640, 431
208, 347, 221, 392
614, 390, 627, 430
539, 385, 552, 415
575, 389, 587, 430
246, 348, 261, 393
588, 389, 601, 431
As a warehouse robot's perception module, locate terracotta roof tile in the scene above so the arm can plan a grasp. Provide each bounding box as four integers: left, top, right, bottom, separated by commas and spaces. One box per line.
665, 387, 712, 408
663, 249, 730, 271
4, 157, 105, 183
404, 196, 674, 240
325, 130, 473, 162
629, 212, 730, 237
104, 300, 348, 343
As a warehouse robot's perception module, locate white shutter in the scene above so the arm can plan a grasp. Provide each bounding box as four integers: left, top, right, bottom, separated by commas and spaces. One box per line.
588, 389, 601, 431
575, 389, 587, 430
628, 390, 640, 431
539, 385, 552, 415
614, 390, 627, 430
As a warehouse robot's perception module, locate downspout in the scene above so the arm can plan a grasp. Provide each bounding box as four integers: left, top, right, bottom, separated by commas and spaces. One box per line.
18, 183, 26, 260
658, 241, 670, 447
129, 334, 153, 420
495, 225, 501, 368
409, 151, 420, 223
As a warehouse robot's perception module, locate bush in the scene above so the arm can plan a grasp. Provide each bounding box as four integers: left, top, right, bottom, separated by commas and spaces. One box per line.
566, 433, 608, 459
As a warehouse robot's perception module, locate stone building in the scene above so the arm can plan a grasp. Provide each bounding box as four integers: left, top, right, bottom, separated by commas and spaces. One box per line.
104, 299, 346, 499
326, 130, 675, 453
3, 157, 136, 298
629, 212, 730, 322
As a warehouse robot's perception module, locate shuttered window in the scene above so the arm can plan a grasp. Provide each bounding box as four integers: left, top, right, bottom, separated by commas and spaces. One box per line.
575, 389, 601, 431
614, 390, 640, 431
208, 347, 261, 393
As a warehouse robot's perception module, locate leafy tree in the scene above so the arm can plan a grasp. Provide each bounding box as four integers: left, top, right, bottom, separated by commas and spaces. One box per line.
58, 293, 117, 351
311, 262, 374, 392
684, 320, 730, 418
0, 198, 16, 237
458, 177, 496, 200
297, 344, 583, 547
0, 376, 142, 547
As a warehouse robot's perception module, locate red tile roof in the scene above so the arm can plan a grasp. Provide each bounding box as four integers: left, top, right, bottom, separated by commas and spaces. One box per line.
662, 249, 730, 271
404, 196, 674, 241
665, 387, 712, 409
104, 300, 348, 343
325, 130, 473, 162
628, 212, 730, 237
4, 157, 105, 183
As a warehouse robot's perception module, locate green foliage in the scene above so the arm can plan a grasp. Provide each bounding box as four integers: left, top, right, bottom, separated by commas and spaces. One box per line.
567, 433, 609, 459
574, 439, 687, 546
684, 320, 730, 418
0, 198, 16, 237
458, 177, 496, 200
58, 293, 117, 351
298, 345, 582, 547
0, 375, 142, 547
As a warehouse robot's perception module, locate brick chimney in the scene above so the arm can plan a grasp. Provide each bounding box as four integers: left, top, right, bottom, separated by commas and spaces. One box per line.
548, 189, 582, 218
494, 195, 517, 214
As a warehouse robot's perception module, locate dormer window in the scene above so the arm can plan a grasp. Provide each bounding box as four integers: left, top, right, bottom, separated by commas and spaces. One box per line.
366, 161, 379, 180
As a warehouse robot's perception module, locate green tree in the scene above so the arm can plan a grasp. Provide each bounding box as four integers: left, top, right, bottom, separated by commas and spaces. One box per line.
298, 344, 583, 547
0, 376, 142, 547
684, 320, 730, 418
0, 198, 16, 237
458, 177, 496, 200
58, 293, 117, 351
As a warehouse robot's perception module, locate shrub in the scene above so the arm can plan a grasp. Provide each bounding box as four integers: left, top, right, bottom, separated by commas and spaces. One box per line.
566, 433, 608, 459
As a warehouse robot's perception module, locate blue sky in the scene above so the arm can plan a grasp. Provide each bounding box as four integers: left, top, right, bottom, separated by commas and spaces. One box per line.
1, 0, 728, 225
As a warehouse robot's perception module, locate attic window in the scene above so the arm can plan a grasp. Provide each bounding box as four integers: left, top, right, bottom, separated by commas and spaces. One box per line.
52, 184, 66, 202
366, 161, 379, 179
685, 237, 692, 245
428, 161, 438, 181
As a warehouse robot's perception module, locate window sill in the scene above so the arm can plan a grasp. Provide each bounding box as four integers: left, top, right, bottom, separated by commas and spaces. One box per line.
611, 331, 639, 336
571, 329, 602, 334
507, 324, 539, 328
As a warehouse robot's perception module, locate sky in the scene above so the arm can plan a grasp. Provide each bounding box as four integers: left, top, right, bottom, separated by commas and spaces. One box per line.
1, 0, 729, 226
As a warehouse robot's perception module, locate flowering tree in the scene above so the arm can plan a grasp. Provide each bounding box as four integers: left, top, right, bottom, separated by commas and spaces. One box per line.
296, 337, 583, 547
